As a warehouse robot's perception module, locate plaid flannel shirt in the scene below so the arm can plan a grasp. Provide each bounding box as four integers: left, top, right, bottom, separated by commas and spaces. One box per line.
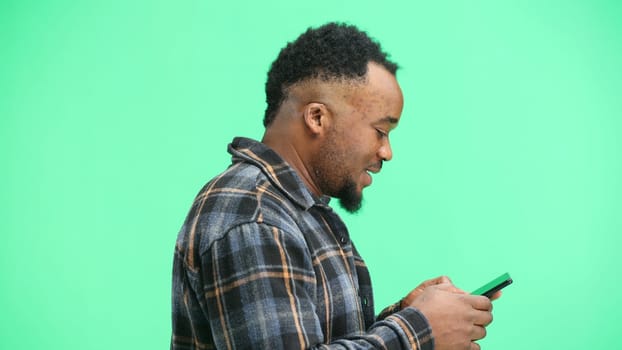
171, 137, 434, 350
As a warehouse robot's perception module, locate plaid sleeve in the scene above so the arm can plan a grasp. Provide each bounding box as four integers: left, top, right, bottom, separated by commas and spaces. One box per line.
201, 222, 434, 350
377, 301, 401, 321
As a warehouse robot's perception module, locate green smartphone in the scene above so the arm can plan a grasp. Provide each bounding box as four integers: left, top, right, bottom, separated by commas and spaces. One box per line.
471, 272, 513, 298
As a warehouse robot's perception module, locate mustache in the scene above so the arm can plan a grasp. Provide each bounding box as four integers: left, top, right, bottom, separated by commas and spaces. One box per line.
368, 161, 383, 172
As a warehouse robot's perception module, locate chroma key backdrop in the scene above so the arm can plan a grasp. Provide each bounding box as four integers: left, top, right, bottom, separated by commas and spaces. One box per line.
2, 1, 621, 349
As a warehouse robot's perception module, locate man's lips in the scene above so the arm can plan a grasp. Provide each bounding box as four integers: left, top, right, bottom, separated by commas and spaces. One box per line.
366, 162, 383, 174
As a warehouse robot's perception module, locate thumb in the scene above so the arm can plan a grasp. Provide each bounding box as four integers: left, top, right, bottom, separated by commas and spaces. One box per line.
423, 275, 453, 287
434, 282, 467, 294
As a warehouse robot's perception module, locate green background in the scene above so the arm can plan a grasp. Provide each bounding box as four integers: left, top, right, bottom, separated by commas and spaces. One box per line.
2, 0, 621, 348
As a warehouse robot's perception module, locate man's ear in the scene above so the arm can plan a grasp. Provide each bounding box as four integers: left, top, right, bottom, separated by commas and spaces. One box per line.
303, 102, 329, 135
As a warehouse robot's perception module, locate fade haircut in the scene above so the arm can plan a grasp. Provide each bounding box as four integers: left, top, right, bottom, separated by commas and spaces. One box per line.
263, 22, 398, 127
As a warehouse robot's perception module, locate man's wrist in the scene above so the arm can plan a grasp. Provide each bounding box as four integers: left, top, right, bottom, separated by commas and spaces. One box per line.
398, 297, 405, 310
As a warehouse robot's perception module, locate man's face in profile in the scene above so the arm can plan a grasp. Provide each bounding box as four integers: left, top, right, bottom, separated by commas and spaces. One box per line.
310, 62, 404, 212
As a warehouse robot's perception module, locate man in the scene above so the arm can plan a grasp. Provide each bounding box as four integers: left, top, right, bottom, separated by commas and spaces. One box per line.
171, 22, 496, 350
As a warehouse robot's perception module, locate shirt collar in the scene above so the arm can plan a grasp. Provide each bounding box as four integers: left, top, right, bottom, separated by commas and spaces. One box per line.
228, 137, 330, 210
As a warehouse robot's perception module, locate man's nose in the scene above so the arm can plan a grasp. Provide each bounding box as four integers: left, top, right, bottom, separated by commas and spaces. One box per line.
378, 139, 393, 161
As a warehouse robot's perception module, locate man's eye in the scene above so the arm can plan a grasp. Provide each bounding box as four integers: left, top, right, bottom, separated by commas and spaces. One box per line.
376, 129, 387, 138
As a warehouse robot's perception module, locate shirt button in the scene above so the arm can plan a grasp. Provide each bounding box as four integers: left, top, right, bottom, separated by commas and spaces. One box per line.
339, 236, 348, 244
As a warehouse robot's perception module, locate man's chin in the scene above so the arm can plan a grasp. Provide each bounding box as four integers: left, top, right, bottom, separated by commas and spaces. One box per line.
336, 181, 363, 213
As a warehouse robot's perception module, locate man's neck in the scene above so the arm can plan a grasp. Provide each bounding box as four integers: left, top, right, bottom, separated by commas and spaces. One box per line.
262, 128, 322, 197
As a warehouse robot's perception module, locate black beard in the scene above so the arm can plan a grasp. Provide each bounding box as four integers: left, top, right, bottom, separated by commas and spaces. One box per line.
337, 179, 363, 213
312, 129, 364, 213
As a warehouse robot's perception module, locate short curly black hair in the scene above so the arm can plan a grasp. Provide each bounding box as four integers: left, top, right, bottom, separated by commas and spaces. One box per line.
263, 22, 399, 127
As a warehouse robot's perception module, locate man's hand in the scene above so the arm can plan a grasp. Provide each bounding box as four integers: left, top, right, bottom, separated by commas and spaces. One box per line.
402, 277, 494, 350
399, 276, 465, 308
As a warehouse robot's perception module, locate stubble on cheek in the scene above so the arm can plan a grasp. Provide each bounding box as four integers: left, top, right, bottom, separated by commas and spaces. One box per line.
311, 134, 364, 212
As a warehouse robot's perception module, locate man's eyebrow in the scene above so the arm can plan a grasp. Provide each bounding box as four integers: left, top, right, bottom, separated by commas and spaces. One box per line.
378, 116, 399, 125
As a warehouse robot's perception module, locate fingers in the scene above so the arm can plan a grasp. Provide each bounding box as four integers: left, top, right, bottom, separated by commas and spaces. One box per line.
475, 309, 493, 328
490, 290, 503, 301
403, 276, 462, 308
470, 342, 481, 350
418, 275, 453, 289
471, 325, 487, 341
412, 286, 495, 350
420, 276, 469, 295
468, 295, 493, 311
461, 295, 493, 327
431, 275, 453, 285
434, 282, 467, 294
